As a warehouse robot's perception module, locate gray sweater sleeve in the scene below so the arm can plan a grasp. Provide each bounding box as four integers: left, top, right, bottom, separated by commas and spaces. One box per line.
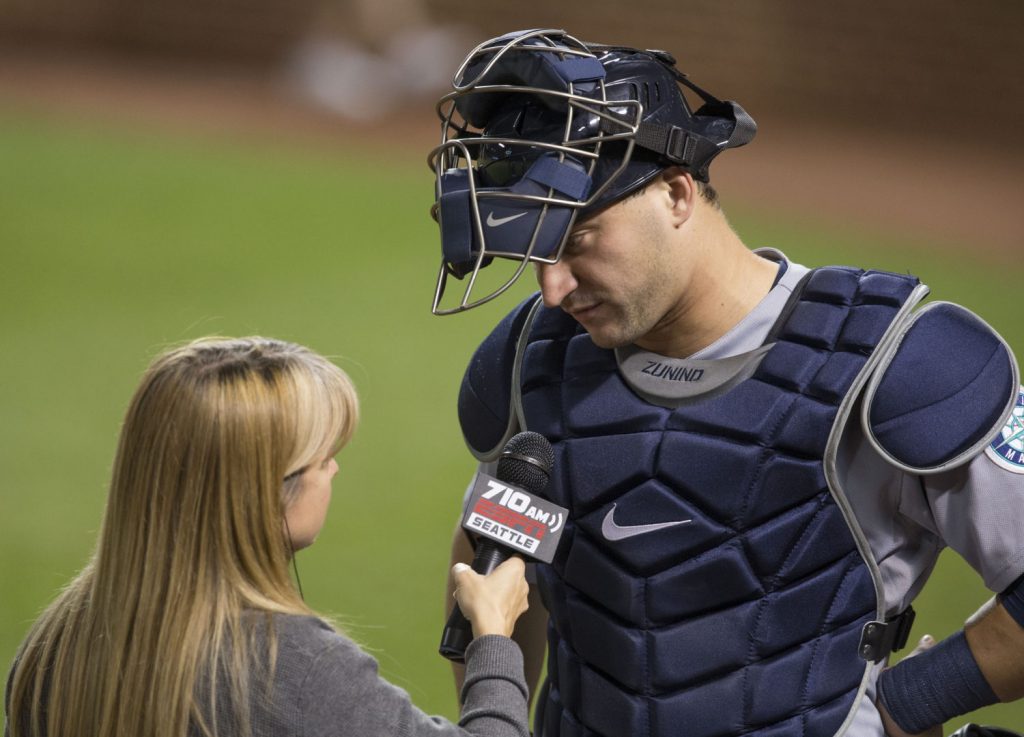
283, 619, 529, 737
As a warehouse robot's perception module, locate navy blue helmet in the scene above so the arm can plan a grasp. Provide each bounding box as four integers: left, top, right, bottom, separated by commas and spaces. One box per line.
428, 28, 756, 314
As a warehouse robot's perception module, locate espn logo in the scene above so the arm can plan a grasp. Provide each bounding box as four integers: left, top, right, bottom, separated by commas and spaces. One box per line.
462, 476, 567, 563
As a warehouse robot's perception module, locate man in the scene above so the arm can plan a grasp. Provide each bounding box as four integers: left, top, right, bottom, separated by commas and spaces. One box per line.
428, 29, 1024, 737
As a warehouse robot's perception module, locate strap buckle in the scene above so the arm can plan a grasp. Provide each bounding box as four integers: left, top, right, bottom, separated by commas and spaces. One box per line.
633, 122, 698, 167
665, 127, 697, 166
859, 606, 916, 663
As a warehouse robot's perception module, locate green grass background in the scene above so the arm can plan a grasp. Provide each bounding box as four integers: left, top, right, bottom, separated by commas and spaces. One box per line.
1, 111, 1021, 731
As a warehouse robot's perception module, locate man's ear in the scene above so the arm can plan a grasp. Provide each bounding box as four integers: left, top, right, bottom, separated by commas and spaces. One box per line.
662, 167, 697, 227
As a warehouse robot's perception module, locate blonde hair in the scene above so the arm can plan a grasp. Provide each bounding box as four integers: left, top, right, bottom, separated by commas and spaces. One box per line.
8, 337, 358, 737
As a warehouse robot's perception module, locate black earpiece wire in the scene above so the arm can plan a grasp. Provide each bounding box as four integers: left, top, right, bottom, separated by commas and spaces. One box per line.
283, 516, 305, 601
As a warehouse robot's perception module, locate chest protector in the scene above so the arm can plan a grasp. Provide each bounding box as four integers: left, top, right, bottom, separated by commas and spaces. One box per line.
463, 267, 924, 737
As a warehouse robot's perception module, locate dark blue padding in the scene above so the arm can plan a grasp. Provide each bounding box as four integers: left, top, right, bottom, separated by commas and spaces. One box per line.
438, 170, 475, 265
439, 154, 589, 272
526, 154, 593, 200
868, 303, 1015, 470
456, 34, 606, 127
458, 294, 539, 457
517, 267, 922, 737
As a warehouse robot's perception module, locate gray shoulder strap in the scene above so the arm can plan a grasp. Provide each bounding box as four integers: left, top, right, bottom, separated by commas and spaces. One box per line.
510, 296, 545, 439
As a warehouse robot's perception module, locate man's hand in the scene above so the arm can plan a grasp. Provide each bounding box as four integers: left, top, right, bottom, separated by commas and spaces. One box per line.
877, 635, 943, 737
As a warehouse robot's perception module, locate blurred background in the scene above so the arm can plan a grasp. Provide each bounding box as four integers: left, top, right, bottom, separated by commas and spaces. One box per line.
1, 0, 1022, 730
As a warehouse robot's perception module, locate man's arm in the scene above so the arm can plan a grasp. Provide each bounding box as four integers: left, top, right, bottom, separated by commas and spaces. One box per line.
965, 596, 1024, 701
446, 521, 549, 705
877, 596, 1024, 736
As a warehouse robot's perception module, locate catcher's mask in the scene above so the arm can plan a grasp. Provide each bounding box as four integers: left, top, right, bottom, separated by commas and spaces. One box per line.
427, 28, 756, 314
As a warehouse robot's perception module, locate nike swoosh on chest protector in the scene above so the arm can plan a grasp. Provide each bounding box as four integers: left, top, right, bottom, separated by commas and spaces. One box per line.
601, 504, 692, 541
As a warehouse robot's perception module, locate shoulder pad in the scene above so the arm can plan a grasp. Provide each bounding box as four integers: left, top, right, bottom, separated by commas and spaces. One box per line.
862, 301, 1020, 474
458, 294, 541, 461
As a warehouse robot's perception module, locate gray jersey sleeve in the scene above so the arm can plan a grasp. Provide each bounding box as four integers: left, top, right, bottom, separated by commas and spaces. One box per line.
837, 411, 1024, 614
899, 449, 1024, 593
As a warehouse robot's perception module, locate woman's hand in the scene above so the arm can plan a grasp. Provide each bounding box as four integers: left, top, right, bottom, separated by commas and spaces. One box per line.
452, 557, 530, 639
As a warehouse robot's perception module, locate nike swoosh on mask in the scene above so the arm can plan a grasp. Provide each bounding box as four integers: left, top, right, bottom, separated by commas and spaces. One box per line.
486, 211, 529, 227
601, 504, 692, 541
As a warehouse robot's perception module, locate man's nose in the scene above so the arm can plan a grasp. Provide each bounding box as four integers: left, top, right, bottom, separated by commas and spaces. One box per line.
536, 260, 577, 308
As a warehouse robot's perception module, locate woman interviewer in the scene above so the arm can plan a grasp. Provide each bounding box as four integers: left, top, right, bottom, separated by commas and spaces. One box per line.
4, 337, 530, 737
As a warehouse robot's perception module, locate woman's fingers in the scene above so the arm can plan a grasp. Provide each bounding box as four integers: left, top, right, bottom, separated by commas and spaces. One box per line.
452, 556, 529, 638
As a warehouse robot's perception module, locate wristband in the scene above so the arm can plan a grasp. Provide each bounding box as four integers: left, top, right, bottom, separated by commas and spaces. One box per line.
998, 572, 1024, 630
876, 630, 998, 733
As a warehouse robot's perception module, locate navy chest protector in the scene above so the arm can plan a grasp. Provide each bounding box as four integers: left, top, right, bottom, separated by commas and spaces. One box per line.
458, 266, 1018, 737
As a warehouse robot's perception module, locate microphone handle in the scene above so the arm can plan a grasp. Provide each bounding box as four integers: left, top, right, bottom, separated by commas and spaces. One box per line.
438, 539, 512, 663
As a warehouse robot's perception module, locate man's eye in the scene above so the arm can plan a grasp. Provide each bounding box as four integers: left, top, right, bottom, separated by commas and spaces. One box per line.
565, 233, 586, 253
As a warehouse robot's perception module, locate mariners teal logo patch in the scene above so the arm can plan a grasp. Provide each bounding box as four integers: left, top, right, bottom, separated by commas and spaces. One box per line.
986, 387, 1024, 474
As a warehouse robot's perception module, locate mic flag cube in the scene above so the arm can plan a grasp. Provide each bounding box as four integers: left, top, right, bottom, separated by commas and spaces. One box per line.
462, 472, 567, 564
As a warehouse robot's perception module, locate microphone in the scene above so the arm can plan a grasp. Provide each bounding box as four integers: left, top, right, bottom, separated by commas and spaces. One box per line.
439, 431, 565, 662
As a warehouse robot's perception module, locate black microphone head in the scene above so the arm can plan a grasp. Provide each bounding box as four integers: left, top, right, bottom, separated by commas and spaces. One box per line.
496, 431, 553, 494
